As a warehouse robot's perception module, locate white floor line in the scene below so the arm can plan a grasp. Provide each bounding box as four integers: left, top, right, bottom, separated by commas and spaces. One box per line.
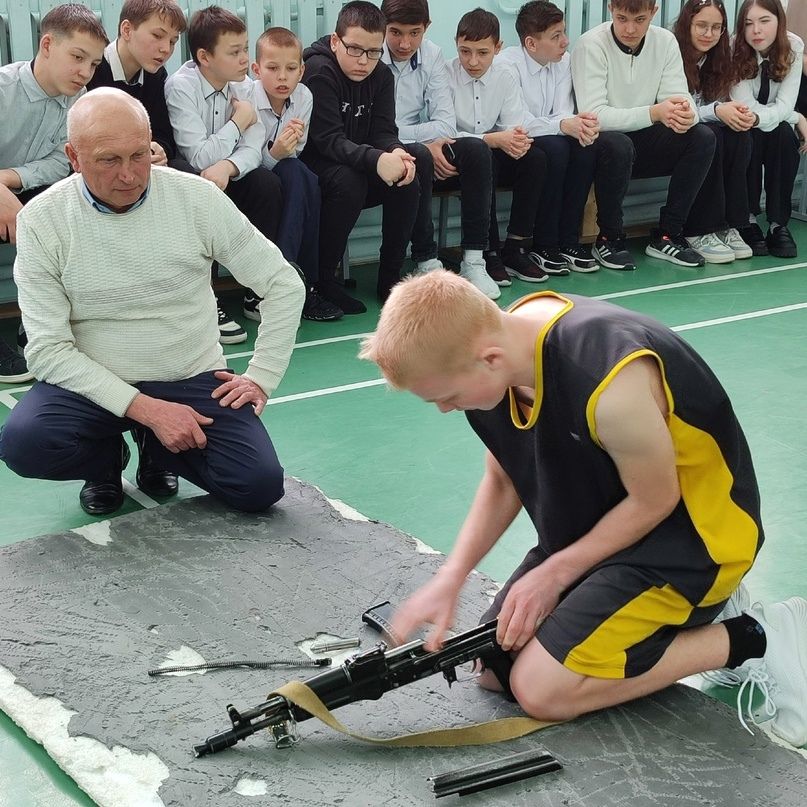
594, 261, 807, 301
672, 301, 807, 332
0, 391, 18, 409
121, 478, 159, 509
266, 378, 387, 406
226, 331, 374, 360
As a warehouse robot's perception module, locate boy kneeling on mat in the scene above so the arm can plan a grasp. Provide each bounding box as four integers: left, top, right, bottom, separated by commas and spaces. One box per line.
360, 270, 807, 747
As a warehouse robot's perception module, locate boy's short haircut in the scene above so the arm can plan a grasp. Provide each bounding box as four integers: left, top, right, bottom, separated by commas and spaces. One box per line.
515, 1, 564, 43
188, 5, 245, 65
359, 270, 502, 389
335, 1, 387, 37
40, 3, 109, 45
255, 26, 302, 61
456, 8, 499, 43
379, 0, 430, 27
609, 0, 657, 13
119, 0, 187, 33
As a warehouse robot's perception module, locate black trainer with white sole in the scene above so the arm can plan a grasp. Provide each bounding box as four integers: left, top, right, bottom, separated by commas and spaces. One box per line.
529, 246, 570, 276
217, 307, 247, 344
645, 231, 705, 267
592, 235, 636, 270
501, 245, 548, 283
559, 244, 598, 273
0, 339, 33, 384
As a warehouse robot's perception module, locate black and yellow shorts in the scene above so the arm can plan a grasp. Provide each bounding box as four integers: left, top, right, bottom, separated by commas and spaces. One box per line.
481, 546, 729, 679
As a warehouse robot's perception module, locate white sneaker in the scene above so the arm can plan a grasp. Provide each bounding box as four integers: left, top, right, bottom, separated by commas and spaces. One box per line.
701, 582, 753, 687
717, 228, 754, 260
686, 232, 736, 264
414, 258, 444, 275
734, 598, 807, 746
460, 258, 501, 300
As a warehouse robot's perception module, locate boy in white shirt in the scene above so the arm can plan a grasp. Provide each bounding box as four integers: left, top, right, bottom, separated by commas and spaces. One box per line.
165, 6, 280, 326
0, 3, 107, 382
448, 8, 549, 292
499, 1, 635, 272
380, 0, 501, 290
252, 27, 342, 321
572, 0, 715, 269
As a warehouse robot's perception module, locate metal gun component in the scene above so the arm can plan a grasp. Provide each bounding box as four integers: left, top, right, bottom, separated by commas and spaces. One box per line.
429, 749, 563, 798
310, 637, 361, 653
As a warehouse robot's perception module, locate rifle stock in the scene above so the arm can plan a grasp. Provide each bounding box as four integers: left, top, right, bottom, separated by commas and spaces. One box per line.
193, 620, 512, 757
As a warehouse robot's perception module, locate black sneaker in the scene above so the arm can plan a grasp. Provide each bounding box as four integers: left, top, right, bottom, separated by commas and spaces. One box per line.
483, 251, 512, 286
737, 223, 769, 257
217, 306, 247, 344
592, 235, 636, 270
529, 246, 570, 276
645, 230, 705, 267
317, 279, 367, 315
0, 338, 33, 384
242, 292, 262, 322
559, 244, 598, 273
16, 323, 27, 353
766, 225, 797, 258
303, 289, 343, 322
501, 244, 548, 283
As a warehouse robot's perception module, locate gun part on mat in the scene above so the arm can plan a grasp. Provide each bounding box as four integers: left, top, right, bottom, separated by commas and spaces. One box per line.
193, 619, 513, 757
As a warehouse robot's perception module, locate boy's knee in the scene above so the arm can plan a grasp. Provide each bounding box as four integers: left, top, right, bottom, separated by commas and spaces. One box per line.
598, 131, 635, 167
510, 667, 580, 722
322, 166, 368, 206
687, 122, 717, 157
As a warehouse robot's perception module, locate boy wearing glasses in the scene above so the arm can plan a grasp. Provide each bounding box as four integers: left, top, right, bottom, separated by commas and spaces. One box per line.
301, 0, 421, 310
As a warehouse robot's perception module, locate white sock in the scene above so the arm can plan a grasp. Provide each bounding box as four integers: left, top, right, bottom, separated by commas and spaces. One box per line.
769, 221, 781, 231
464, 249, 483, 264
748, 214, 757, 224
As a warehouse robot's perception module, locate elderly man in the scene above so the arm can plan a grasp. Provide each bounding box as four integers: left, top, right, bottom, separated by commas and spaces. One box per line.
0, 88, 305, 516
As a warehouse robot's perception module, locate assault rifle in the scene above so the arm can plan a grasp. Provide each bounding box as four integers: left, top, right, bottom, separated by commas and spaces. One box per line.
193, 620, 513, 757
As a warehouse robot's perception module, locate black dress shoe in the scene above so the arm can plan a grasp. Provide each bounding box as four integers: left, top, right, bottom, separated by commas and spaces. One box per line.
79, 440, 130, 516
737, 223, 769, 256
132, 427, 178, 498
766, 225, 797, 258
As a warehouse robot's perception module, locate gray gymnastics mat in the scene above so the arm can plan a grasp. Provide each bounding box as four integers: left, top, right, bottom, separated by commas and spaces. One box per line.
0, 479, 806, 807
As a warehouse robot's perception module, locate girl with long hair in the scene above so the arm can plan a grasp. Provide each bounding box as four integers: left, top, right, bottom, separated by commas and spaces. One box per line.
673, 0, 755, 263
730, 0, 807, 257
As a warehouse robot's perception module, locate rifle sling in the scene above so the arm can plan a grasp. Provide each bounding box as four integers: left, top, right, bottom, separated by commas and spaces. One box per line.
272, 681, 558, 747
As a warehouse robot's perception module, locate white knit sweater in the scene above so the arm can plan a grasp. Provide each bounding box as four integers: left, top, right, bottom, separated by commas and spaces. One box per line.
571, 22, 696, 132
14, 167, 305, 416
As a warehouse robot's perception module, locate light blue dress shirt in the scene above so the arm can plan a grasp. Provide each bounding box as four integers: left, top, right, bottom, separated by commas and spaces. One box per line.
252, 80, 313, 169
164, 60, 265, 178
382, 39, 456, 143
496, 46, 574, 137
447, 58, 528, 137
80, 177, 150, 213
0, 60, 79, 192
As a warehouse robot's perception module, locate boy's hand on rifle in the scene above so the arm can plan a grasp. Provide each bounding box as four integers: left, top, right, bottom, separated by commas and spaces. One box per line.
390, 568, 464, 652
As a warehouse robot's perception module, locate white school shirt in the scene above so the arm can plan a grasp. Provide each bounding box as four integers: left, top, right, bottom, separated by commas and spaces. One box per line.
496, 46, 574, 137
729, 31, 803, 132
105, 40, 143, 85
252, 80, 313, 169
381, 39, 456, 142
165, 60, 265, 178
446, 58, 528, 136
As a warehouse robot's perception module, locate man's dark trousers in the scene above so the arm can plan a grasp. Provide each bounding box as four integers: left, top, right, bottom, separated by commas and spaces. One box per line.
0, 372, 284, 513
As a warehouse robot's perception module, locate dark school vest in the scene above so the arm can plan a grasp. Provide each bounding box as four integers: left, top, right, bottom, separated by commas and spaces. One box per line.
466, 292, 763, 607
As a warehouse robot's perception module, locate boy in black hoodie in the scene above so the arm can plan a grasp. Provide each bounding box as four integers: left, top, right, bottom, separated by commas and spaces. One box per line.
302, 0, 421, 311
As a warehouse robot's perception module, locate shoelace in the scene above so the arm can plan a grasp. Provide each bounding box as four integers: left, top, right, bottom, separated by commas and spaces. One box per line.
735, 664, 777, 735
701, 667, 747, 687
700, 233, 727, 249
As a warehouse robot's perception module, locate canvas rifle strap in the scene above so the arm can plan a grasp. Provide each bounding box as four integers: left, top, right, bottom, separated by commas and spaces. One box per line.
272, 681, 558, 747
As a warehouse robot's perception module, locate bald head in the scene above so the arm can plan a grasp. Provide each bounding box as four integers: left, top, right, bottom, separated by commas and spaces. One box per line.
65, 87, 154, 213
67, 87, 151, 146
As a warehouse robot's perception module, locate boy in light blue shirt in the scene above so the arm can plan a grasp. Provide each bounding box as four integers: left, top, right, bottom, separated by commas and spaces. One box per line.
381, 0, 500, 296
252, 27, 342, 321
0, 3, 107, 382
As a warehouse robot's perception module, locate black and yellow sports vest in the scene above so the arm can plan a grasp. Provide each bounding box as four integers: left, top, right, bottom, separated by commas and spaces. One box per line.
466, 292, 763, 608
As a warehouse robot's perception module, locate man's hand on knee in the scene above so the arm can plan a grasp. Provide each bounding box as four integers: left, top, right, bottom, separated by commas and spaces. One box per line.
0, 183, 23, 244
212, 370, 268, 415
126, 394, 213, 453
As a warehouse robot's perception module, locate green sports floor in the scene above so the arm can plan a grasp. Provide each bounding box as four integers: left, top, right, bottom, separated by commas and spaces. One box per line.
1, 224, 806, 806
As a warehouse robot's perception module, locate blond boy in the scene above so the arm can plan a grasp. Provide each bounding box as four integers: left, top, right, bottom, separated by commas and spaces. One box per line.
360, 270, 807, 747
